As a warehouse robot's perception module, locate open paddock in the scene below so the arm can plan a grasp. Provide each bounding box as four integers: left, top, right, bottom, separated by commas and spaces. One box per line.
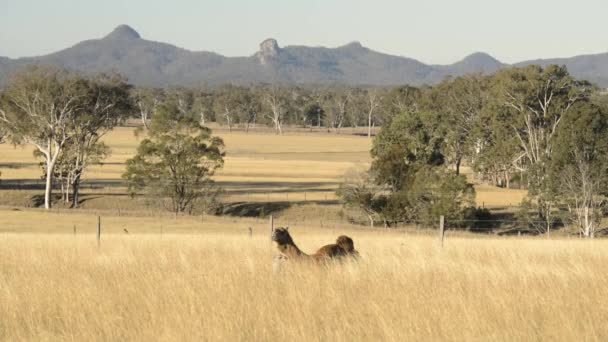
0, 226, 606, 341
0, 127, 528, 212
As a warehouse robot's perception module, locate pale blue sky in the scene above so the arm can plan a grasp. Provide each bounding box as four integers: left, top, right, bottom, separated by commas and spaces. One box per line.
1, 0, 607, 64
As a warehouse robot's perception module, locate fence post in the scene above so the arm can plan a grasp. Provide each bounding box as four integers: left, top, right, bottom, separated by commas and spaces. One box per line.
439, 215, 445, 248
269, 215, 274, 242
249, 227, 253, 238
97, 216, 101, 249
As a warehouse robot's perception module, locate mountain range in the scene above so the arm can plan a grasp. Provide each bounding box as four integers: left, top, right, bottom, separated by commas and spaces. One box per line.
1, 24, 608, 87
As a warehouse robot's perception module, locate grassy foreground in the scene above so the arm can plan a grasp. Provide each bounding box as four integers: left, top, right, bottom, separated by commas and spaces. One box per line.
1, 231, 607, 341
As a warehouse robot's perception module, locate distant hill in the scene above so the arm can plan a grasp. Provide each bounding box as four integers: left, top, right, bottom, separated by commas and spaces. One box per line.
1, 25, 608, 87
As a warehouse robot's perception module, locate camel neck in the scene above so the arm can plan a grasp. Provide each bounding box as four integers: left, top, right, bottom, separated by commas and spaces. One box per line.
278, 241, 307, 257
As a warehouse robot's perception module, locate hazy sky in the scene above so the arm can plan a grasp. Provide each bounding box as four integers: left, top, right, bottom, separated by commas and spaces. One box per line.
1, 0, 607, 64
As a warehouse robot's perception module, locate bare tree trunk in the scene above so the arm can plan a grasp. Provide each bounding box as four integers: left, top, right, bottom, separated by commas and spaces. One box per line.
141, 115, 149, 129
44, 160, 54, 209
43, 138, 60, 210
60, 180, 66, 203
65, 173, 73, 204
277, 121, 282, 135
367, 91, 380, 138
368, 110, 372, 138
71, 174, 81, 208
317, 110, 321, 129
583, 205, 594, 238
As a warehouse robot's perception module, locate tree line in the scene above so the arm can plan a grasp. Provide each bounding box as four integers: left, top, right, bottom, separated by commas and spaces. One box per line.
132, 83, 406, 136
1, 64, 607, 238
339, 65, 608, 238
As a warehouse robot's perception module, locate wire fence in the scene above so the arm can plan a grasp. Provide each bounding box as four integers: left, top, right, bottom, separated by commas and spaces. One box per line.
0, 208, 597, 248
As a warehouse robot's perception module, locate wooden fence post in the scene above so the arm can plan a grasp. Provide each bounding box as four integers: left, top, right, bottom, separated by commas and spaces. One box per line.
97, 216, 101, 249
439, 215, 445, 248
269, 215, 274, 242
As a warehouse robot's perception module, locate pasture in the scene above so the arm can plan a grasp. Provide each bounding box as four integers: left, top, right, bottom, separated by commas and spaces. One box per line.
2, 126, 592, 341
0, 126, 526, 212
1, 227, 606, 341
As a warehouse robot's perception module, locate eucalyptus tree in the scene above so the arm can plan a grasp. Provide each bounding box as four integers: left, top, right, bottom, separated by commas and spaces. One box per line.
0, 66, 88, 209
369, 110, 473, 225
346, 87, 367, 129
261, 84, 291, 134
192, 91, 215, 126
66, 73, 133, 207
379, 85, 421, 125
124, 100, 224, 214
364, 88, 382, 138
240, 86, 262, 132
432, 74, 488, 175
491, 65, 592, 232
132, 87, 164, 129
549, 102, 608, 237
323, 87, 350, 133
213, 85, 243, 132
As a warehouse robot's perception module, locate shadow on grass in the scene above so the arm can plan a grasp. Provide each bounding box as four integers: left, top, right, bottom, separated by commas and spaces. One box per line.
221, 200, 340, 217
30, 194, 67, 208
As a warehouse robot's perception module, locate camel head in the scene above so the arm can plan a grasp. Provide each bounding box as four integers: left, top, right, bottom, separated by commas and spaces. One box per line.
336, 235, 354, 252
272, 227, 293, 245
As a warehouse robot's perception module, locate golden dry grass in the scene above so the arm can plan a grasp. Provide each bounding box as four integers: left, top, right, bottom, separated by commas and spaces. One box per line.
0, 126, 527, 209
1, 231, 607, 341
0, 127, 603, 341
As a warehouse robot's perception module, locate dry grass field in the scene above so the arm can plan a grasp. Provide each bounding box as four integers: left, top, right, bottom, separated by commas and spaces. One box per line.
0, 126, 526, 209
5, 126, 596, 341
1, 228, 607, 341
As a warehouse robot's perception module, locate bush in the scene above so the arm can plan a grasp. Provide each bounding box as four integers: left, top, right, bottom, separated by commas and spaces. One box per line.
461, 207, 493, 230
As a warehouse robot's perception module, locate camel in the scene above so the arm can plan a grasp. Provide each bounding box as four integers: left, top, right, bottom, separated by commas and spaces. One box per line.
271, 227, 359, 263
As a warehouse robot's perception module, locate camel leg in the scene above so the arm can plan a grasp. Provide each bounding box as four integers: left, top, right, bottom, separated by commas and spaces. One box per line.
272, 255, 287, 274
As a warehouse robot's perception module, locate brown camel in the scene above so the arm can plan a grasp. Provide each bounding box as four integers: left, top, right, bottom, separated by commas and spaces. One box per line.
271, 227, 359, 262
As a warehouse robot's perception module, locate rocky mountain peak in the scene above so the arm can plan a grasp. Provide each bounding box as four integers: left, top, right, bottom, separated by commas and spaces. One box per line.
258, 38, 280, 64
104, 25, 141, 40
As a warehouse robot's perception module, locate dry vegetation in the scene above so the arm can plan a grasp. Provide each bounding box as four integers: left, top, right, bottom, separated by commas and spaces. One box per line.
1, 229, 607, 341
0, 126, 525, 209
3, 126, 597, 341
